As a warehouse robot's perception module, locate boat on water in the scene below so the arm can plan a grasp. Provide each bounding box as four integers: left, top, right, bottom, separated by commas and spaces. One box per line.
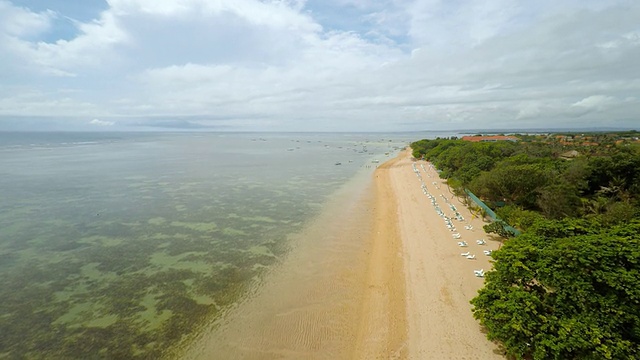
335, 162, 342, 165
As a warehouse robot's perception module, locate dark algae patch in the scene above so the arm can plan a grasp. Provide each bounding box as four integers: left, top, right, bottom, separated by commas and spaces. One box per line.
0, 209, 297, 359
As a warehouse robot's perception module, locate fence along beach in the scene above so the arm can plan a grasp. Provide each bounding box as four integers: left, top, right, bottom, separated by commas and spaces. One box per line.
184, 149, 504, 359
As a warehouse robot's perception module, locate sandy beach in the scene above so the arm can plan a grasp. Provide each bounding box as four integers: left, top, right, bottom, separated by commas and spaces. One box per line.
182, 149, 504, 359
380, 150, 504, 359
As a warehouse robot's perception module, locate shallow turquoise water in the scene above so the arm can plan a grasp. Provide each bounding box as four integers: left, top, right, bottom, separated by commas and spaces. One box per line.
0, 132, 413, 359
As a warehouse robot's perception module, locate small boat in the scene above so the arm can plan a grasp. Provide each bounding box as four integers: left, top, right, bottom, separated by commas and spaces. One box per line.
335, 162, 342, 165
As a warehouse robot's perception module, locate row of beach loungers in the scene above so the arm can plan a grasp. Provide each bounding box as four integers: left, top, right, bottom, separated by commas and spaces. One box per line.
413, 161, 489, 278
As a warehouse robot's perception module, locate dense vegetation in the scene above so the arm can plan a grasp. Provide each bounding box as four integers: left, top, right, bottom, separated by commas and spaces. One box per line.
472, 218, 640, 359
411, 136, 640, 226
412, 133, 640, 359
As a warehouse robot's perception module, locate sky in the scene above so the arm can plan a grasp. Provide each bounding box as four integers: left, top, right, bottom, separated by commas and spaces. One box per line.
0, 0, 639, 132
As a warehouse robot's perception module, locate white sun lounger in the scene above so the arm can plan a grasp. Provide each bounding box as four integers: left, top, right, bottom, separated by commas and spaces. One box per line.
476, 239, 486, 245
461, 252, 470, 256
466, 254, 476, 260
457, 241, 468, 247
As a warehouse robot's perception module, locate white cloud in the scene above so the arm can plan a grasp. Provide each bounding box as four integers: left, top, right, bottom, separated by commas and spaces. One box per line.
405, 0, 525, 47
572, 95, 615, 110
0, 0, 54, 37
0, 89, 101, 116
89, 118, 115, 126
2, 9, 128, 76
566, 95, 618, 118
0, 0, 639, 131
516, 102, 543, 120
108, 0, 320, 32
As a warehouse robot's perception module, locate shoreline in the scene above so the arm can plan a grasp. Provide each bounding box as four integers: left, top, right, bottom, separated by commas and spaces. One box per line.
352, 153, 408, 358
181, 160, 385, 359
181, 149, 504, 359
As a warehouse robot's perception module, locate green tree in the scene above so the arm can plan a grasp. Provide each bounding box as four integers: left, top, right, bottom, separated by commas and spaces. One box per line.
411, 135, 640, 223
471, 219, 640, 360
496, 205, 544, 231
536, 183, 581, 219
483, 220, 517, 238
470, 161, 552, 209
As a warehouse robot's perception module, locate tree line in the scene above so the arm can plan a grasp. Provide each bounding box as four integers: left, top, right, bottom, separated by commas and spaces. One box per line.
411, 135, 640, 359
411, 137, 640, 227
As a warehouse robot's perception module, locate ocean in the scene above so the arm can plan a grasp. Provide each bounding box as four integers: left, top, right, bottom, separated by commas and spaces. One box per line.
0, 131, 418, 359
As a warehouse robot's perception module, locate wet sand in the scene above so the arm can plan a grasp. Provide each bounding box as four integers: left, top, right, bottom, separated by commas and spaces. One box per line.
182, 165, 391, 359
352, 153, 407, 359
182, 150, 504, 359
